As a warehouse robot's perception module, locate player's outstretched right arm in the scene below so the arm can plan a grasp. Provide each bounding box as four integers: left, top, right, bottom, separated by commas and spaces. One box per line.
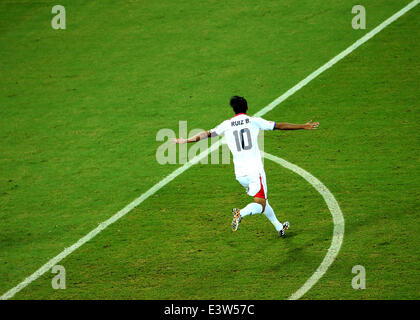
274, 120, 319, 130
172, 130, 212, 144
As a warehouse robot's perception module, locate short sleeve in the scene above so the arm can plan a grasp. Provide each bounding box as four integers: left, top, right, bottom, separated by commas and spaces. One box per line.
210, 120, 228, 136
252, 117, 276, 131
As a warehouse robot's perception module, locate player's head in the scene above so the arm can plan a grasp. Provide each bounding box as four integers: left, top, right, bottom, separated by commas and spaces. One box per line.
230, 96, 248, 114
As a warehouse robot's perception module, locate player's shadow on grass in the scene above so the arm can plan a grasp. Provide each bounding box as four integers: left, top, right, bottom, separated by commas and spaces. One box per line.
255, 230, 297, 240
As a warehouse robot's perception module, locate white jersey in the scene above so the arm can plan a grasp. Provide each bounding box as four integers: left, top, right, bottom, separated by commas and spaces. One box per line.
210, 113, 275, 177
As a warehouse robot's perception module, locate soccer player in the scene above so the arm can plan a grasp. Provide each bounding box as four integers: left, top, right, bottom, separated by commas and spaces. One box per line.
173, 96, 319, 237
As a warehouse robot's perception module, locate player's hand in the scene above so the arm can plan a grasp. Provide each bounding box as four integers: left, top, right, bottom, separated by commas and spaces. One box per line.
304, 120, 319, 130
172, 138, 188, 144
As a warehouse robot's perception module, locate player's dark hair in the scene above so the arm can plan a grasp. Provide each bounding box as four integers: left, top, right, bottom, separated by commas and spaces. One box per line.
230, 96, 248, 114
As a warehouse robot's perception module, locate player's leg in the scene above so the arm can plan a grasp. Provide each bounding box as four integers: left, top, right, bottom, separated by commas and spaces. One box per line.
263, 200, 285, 232
232, 174, 265, 231
260, 171, 290, 236
232, 176, 249, 231
232, 198, 264, 231
239, 197, 265, 217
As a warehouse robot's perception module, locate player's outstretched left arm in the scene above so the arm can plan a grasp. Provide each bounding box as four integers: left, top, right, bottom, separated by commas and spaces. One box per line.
274, 120, 319, 130
172, 130, 213, 144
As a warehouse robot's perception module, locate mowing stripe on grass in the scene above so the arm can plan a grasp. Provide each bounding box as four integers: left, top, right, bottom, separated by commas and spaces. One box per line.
263, 152, 344, 300
1, 0, 418, 300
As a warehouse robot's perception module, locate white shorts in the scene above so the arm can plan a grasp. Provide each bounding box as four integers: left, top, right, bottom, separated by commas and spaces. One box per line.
236, 170, 268, 199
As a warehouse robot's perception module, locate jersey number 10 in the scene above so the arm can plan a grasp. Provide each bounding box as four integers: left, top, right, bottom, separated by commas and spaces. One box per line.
233, 128, 252, 151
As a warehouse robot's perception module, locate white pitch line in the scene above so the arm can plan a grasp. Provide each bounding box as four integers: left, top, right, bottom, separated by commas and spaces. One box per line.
262, 152, 344, 300
253, 0, 420, 118
1, 0, 418, 300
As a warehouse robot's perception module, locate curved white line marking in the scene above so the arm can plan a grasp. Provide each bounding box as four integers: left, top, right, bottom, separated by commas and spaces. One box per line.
1, 0, 416, 299
263, 152, 344, 300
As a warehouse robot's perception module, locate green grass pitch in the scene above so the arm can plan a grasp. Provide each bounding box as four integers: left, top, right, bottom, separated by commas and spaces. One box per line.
0, 0, 419, 299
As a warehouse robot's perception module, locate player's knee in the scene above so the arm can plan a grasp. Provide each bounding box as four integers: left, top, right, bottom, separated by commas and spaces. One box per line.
254, 197, 266, 211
